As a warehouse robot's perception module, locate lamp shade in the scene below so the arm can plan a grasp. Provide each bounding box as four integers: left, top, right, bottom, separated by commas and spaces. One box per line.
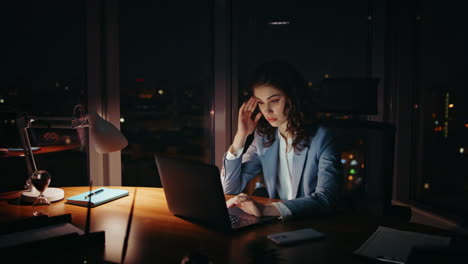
87, 112, 128, 153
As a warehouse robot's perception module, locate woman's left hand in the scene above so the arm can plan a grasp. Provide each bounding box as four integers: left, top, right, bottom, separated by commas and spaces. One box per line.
226, 193, 264, 217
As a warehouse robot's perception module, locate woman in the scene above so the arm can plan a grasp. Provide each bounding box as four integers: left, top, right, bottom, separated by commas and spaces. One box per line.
222, 60, 342, 221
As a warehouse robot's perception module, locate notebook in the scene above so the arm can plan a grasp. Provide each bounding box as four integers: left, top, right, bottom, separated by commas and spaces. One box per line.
66, 187, 129, 207
154, 155, 278, 231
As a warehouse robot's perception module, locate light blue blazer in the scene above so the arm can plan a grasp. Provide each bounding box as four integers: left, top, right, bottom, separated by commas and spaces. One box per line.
221, 125, 342, 218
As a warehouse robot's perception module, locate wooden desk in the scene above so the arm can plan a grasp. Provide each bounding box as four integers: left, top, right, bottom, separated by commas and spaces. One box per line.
0, 187, 464, 264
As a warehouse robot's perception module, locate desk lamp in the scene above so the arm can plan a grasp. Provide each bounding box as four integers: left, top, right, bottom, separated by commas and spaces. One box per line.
16, 104, 128, 203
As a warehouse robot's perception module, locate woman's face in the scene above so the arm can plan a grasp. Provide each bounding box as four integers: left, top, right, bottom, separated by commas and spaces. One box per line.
253, 84, 288, 129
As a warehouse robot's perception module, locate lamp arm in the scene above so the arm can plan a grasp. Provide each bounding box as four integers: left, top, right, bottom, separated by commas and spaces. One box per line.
25, 104, 90, 129
16, 114, 38, 189
27, 117, 89, 129
15, 112, 89, 190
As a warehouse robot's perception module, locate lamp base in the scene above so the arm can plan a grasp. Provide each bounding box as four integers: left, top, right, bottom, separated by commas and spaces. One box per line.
21, 187, 65, 203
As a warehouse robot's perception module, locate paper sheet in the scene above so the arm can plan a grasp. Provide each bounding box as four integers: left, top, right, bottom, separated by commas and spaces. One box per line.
354, 226, 451, 263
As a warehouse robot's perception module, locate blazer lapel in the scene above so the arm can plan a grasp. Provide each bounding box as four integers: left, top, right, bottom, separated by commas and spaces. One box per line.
258, 133, 279, 199
291, 145, 309, 198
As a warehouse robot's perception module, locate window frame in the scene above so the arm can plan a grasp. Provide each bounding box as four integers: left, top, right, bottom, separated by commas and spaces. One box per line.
86, 0, 123, 186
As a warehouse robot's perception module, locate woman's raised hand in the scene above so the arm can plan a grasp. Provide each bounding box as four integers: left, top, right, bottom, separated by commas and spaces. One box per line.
237, 97, 262, 139
229, 97, 262, 154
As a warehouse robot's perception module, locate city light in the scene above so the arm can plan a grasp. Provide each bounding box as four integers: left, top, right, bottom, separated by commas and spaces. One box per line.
348, 154, 354, 159
349, 169, 356, 175
460, 148, 465, 154
120, 117, 125, 123
138, 93, 153, 99
444, 92, 450, 138
423, 183, 430, 190
448, 104, 454, 108
158, 89, 164, 95
0, 98, 4, 103
444, 121, 449, 138
341, 159, 347, 164
348, 175, 353, 181
324, 73, 330, 78
350, 160, 358, 166
268, 21, 290, 25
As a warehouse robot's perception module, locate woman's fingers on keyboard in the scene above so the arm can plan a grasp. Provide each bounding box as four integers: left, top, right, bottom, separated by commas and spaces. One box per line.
226, 193, 249, 208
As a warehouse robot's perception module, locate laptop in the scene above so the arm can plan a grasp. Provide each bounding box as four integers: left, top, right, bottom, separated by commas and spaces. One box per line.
154, 154, 278, 231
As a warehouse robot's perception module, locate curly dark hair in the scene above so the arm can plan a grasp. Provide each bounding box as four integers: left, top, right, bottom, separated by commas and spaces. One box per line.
248, 60, 316, 152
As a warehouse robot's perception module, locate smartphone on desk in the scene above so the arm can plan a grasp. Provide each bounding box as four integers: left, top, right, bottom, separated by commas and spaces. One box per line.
267, 228, 325, 245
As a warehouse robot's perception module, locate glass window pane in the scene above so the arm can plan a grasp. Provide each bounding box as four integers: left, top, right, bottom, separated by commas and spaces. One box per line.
0, 1, 88, 192
237, 0, 369, 104
119, 0, 213, 187
413, 1, 467, 217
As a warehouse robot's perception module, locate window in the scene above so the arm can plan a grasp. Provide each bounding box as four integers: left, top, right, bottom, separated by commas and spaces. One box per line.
119, 0, 214, 186
236, 0, 373, 120
411, 0, 467, 220
0, 1, 88, 191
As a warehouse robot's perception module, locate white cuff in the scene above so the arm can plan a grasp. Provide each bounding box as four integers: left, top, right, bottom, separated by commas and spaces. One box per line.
226, 147, 244, 160
272, 202, 293, 221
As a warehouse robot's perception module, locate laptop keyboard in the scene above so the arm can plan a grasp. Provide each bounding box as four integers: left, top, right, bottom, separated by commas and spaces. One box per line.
229, 214, 241, 224
229, 214, 257, 227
